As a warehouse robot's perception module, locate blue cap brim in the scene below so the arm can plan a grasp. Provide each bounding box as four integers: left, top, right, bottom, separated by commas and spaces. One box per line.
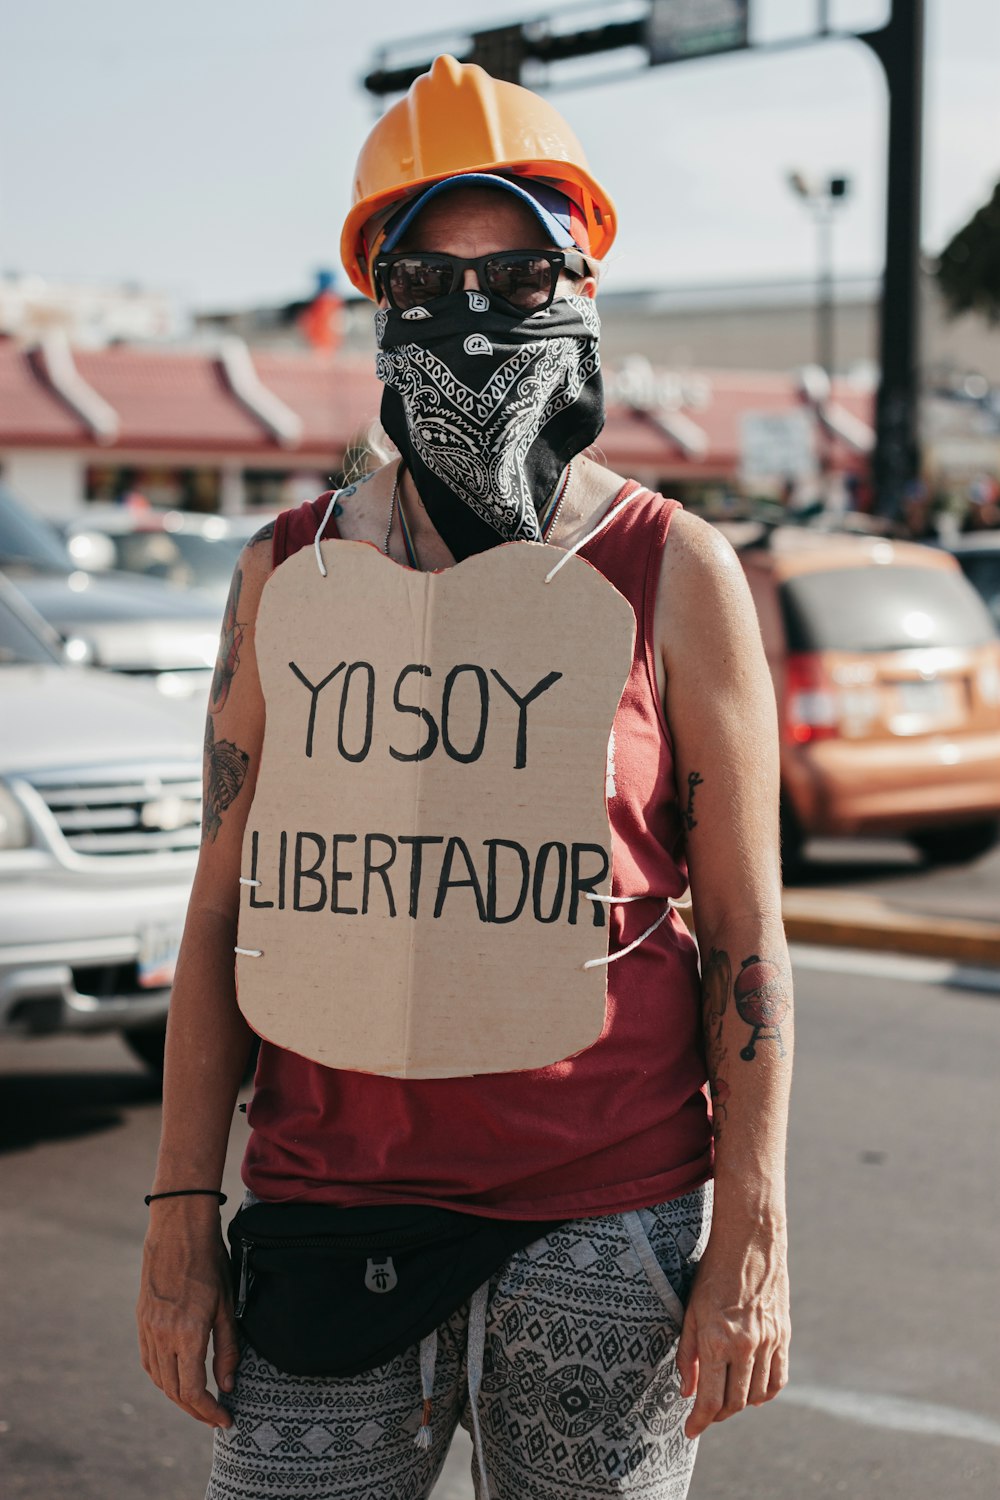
381, 173, 576, 253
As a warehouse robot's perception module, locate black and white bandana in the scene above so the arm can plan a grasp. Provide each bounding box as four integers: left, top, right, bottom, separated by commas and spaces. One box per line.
375, 291, 604, 559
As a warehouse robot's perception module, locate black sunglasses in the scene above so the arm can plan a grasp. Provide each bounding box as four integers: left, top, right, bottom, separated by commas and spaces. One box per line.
374, 248, 590, 314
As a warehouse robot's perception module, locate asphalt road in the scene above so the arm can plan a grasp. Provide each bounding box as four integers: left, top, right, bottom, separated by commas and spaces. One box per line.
2, 954, 998, 1500
789, 837, 1000, 926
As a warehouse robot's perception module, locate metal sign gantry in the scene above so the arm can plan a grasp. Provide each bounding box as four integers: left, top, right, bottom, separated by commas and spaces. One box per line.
364, 0, 924, 519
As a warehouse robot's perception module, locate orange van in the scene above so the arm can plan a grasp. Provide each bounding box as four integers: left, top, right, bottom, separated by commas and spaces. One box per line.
734, 527, 1000, 871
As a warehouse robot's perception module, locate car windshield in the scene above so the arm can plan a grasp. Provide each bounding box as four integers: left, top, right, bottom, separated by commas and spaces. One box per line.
0, 591, 61, 666
110, 529, 243, 591
780, 564, 997, 652
954, 552, 1000, 630
0, 490, 73, 572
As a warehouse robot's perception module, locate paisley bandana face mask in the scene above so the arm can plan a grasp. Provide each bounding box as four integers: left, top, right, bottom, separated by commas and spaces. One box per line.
375, 291, 604, 560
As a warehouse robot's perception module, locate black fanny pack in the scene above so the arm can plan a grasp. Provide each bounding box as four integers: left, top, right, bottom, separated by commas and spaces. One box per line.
227, 1200, 563, 1377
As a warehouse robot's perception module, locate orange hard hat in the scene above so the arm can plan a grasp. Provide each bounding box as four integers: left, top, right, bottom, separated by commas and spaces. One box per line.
341, 54, 617, 300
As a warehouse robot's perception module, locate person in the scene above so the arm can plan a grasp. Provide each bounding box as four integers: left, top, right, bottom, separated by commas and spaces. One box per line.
137, 55, 792, 1500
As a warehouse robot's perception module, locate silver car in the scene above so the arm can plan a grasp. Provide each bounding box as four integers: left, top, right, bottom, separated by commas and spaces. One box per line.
0, 576, 203, 1070
1, 486, 223, 701
62, 505, 277, 609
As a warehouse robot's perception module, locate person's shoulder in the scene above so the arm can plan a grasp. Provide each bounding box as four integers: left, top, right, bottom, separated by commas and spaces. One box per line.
662, 507, 746, 596
655, 506, 759, 669
226, 513, 290, 623
236, 518, 280, 590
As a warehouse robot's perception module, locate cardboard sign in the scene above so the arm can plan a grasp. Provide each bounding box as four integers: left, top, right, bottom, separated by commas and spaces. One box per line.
236, 539, 635, 1078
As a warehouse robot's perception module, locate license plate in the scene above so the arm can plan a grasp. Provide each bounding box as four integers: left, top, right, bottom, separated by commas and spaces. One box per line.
893, 680, 951, 716
138, 926, 181, 989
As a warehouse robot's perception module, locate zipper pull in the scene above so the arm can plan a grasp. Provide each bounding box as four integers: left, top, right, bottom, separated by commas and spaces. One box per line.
235, 1243, 250, 1318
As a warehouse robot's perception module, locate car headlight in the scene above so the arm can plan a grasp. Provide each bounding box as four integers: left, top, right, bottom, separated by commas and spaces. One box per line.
63, 635, 96, 665
0, 784, 31, 850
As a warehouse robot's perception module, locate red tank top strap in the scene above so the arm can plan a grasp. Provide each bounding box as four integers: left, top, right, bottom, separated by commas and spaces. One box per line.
578, 483, 681, 747
272, 492, 341, 570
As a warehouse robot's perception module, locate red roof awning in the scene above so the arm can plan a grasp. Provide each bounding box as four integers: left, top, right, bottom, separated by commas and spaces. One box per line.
0, 337, 875, 477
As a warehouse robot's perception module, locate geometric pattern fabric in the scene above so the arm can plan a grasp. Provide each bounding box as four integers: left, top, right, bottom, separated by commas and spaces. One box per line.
206, 1183, 711, 1500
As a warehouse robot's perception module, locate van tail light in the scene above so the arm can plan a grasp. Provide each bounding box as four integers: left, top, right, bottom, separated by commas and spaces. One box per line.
785, 653, 839, 743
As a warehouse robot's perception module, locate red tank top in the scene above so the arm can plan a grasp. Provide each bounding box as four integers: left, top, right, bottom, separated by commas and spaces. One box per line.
243, 482, 712, 1217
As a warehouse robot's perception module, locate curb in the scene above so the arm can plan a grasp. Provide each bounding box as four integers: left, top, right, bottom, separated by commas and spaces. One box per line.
779, 890, 1000, 967
679, 892, 1000, 968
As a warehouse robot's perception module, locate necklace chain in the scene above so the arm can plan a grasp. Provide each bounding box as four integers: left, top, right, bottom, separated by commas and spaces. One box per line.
382, 461, 403, 557
543, 461, 572, 541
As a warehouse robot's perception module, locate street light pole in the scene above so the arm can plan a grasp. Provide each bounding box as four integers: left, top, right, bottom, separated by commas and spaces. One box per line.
787, 173, 851, 462
816, 196, 835, 393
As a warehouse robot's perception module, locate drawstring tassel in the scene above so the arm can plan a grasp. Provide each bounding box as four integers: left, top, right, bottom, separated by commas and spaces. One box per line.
413, 1329, 438, 1450
414, 1396, 433, 1449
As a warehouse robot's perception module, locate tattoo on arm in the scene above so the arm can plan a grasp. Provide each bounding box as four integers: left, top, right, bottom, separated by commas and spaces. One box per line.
701, 944, 792, 1143
333, 470, 376, 494
701, 945, 732, 1138
682, 770, 704, 832
202, 716, 250, 844
249, 520, 275, 545
210, 567, 246, 714
733, 954, 789, 1062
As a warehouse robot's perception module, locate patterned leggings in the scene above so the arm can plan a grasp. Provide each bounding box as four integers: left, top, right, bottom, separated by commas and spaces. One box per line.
207, 1183, 712, 1500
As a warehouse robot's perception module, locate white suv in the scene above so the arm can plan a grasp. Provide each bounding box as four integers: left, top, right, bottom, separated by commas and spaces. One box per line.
0, 576, 202, 1070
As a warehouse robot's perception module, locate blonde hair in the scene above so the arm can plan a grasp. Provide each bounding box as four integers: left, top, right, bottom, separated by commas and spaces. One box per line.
341, 420, 398, 484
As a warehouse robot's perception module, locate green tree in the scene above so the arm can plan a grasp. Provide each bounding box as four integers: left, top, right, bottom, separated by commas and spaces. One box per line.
936, 179, 1000, 322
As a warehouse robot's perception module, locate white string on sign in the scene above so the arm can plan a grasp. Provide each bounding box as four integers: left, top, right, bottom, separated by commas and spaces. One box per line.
544, 488, 645, 585
582, 898, 673, 970
313, 489, 345, 578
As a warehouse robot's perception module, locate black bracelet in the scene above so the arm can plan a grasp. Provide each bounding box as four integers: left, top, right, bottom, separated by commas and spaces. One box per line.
144, 1189, 228, 1206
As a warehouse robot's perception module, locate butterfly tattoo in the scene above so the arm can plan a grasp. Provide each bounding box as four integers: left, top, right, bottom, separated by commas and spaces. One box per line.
203, 716, 249, 843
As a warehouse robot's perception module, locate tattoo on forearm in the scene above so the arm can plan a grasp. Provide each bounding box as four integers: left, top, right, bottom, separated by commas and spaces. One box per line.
249, 520, 275, 545
682, 770, 704, 832
702, 945, 730, 1041
210, 567, 246, 714
202, 716, 249, 843
733, 954, 789, 1061
701, 945, 732, 1138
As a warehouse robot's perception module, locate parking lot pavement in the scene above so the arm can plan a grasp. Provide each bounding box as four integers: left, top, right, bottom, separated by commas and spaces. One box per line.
783, 841, 1000, 967
790, 838, 1000, 925
1, 953, 998, 1500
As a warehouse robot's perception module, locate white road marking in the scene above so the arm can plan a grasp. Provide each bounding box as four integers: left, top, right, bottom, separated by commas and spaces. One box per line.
783, 1383, 1000, 1447
789, 943, 1000, 995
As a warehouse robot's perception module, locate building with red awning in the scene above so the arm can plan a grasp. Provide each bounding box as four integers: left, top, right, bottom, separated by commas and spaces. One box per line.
0, 332, 875, 520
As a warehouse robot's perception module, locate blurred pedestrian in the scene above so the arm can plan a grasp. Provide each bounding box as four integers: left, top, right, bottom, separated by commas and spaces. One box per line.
898, 476, 934, 540
137, 54, 792, 1500
966, 471, 1000, 531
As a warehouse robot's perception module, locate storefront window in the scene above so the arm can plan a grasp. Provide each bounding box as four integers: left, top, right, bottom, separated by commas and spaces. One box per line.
242, 469, 338, 510
85, 465, 221, 512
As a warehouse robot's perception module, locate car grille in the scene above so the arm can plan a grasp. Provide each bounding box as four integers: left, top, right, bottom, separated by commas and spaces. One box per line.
26, 763, 202, 857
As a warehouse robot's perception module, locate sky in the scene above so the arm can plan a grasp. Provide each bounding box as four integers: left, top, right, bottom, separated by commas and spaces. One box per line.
1, 0, 998, 312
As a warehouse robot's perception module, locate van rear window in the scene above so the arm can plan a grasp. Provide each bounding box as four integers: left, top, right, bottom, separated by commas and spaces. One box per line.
955, 553, 1000, 629
780, 565, 997, 653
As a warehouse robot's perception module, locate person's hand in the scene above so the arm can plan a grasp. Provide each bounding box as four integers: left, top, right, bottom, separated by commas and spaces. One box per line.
137, 1207, 239, 1428
675, 1229, 790, 1439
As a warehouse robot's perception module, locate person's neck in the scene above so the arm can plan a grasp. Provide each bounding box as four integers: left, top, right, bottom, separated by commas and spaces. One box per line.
397, 455, 628, 568
396, 467, 455, 570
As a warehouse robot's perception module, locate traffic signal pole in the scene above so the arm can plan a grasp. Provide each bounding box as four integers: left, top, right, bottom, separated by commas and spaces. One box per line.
860, 0, 925, 518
